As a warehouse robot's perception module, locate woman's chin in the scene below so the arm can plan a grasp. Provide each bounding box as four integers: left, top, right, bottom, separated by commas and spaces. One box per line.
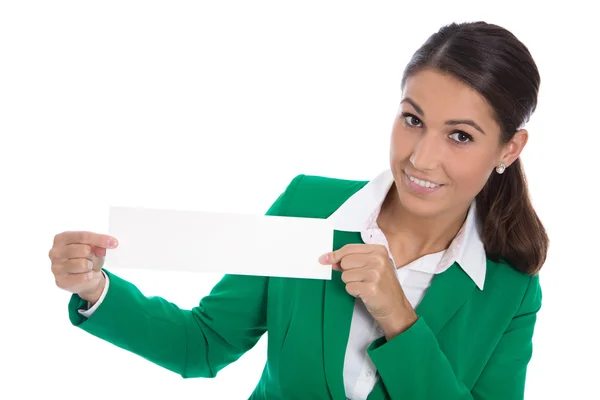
397, 187, 449, 219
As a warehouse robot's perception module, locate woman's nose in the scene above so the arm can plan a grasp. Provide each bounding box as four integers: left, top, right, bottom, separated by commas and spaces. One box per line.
409, 133, 443, 171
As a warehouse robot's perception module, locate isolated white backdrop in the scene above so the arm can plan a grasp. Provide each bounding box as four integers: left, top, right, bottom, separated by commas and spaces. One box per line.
1, 1, 599, 399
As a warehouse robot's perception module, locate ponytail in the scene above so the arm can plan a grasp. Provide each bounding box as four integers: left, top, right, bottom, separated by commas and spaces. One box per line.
476, 158, 548, 275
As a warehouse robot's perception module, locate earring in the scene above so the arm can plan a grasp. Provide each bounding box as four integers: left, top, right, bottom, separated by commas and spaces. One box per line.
496, 162, 506, 174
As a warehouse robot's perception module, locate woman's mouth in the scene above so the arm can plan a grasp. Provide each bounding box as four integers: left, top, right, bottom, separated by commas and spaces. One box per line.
404, 172, 444, 194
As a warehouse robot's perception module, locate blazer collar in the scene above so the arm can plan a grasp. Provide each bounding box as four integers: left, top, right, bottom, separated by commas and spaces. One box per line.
327, 169, 487, 290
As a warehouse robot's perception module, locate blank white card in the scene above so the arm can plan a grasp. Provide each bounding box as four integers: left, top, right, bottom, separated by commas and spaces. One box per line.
105, 206, 334, 280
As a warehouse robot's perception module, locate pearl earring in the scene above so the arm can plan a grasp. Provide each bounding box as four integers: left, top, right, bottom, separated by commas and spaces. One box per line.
496, 162, 506, 174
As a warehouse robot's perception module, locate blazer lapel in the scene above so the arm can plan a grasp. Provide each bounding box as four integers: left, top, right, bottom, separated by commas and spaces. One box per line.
414, 262, 477, 335
323, 230, 363, 400
323, 236, 479, 399
364, 262, 478, 400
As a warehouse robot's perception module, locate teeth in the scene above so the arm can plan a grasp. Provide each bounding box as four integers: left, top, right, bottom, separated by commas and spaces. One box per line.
409, 175, 440, 188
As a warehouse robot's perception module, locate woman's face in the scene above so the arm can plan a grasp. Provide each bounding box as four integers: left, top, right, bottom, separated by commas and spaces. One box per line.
390, 68, 526, 218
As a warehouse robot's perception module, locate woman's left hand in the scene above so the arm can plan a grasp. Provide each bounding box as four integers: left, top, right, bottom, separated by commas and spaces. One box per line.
318, 244, 418, 339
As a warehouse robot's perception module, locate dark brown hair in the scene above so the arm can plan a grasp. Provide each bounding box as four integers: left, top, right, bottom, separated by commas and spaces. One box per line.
401, 21, 548, 275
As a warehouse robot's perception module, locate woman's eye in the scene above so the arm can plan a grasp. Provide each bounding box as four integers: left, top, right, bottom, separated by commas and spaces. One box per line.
449, 131, 473, 144
403, 114, 422, 127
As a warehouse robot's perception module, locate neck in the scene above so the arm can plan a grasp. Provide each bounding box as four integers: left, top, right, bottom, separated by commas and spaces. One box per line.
377, 184, 469, 256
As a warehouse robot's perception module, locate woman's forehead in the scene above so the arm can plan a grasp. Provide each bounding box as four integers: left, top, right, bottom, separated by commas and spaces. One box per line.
402, 69, 496, 123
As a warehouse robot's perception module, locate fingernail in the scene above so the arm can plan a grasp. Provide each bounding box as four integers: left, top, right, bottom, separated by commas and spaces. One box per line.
88, 272, 94, 280
318, 253, 329, 263
87, 260, 93, 270
107, 238, 118, 248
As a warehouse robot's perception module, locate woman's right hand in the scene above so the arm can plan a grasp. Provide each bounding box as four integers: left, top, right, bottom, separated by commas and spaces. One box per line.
49, 231, 119, 304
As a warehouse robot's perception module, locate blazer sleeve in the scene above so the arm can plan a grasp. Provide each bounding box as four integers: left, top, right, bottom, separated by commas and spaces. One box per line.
67, 174, 306, 378
366, 274, 542, 399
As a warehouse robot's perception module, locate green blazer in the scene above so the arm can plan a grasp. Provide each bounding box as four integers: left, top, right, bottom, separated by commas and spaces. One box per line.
68, 174, 542, 399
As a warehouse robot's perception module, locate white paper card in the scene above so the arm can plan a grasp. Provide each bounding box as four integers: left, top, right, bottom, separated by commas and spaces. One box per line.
105, 206, 333, 280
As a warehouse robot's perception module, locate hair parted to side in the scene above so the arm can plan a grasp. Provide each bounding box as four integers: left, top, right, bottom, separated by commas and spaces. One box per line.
402, 21, 548, 275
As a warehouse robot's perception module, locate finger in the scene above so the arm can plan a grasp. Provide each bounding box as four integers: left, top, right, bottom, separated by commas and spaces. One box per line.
60, 244, 94, 260
318, 244, 373, 265
54, 258, 94, 275
366, 254, 393, 271
339, 254, 371, 270
341, 268, 366, 284
345, 282, 363, 298
54, 231, 118, 249
55, 270, 102, 293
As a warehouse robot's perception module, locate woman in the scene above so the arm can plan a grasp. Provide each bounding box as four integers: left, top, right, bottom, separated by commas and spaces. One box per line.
49, 21, 548, 399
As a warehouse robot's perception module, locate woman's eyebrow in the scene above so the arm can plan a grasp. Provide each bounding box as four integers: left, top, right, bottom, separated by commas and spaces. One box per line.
401, 97, 486, 135
401, 97, 424, 116
446, 119, 486, 135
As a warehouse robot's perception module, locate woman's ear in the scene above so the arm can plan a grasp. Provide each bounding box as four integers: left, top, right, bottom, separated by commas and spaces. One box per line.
500, 129, 529, 167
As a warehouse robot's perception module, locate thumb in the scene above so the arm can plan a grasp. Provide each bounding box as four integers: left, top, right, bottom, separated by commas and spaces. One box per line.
319, 252, 342, 271
92, 246, 107, 271
93, 246, 107, 257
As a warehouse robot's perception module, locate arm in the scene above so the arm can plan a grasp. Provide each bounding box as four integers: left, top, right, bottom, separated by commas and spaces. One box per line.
68, 174, 305, 378
366, 275, 542, 399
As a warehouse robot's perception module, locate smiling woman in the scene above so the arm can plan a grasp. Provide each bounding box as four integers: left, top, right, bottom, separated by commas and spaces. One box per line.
389, 23, 548, 276
50, 21, 548, 400
384, 66, 543, 271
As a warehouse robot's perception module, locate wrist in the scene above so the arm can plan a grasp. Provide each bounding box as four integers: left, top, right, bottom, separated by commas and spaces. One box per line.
79, 274, 106, 306
379, 306, 418, 341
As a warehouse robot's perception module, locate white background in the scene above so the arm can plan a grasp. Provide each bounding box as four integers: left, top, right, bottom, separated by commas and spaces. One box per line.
1, 1, 599, 399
